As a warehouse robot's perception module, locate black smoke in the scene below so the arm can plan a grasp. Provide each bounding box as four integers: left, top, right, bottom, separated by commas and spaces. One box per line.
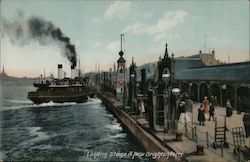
3, 15, 77, 67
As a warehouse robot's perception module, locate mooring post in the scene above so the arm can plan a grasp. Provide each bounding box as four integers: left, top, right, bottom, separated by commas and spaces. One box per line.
192, 127, 195, 140
194, 127, 198, 143
221, 140, 223, 157
206, 132, 209, 148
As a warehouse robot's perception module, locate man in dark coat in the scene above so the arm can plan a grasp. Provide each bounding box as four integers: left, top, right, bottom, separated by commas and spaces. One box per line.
226, 99, 233, 117
243, 113, 250, 137
209, 103, 215, 121
185, 98, 193, 113
198, 104, 205, 126
177, 100, 185, 120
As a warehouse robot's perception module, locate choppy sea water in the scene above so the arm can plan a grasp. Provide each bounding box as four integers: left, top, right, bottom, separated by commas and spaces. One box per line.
0, 80, 150, 161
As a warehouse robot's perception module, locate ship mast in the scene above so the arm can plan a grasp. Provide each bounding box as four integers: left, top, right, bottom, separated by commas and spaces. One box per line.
120, 34, 124, 52
78, 56, 81, 76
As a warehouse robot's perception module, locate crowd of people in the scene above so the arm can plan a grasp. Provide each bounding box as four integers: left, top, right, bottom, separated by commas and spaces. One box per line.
175, 93, 250, 156
198, 95, 219, 126
177, 93, 233, 127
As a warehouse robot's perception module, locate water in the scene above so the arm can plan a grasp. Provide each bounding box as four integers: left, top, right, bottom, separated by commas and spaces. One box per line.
0, 80, 149, 161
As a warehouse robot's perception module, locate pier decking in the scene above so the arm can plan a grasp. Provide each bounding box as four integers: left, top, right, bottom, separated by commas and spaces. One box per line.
97, 92, 232, 162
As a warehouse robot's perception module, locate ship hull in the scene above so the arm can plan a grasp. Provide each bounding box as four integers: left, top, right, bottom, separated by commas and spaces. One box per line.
28, 91, 96, 104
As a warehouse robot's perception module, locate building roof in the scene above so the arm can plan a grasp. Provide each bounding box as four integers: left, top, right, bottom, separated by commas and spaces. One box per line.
175, 61, 250, 82
187, 54, 200, 58
106, 58, 250, 84
175, 58, 205, 72
135, 58, 205, 81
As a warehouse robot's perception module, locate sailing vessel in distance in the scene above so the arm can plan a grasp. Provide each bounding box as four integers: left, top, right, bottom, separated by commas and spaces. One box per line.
28, 64, 96, 104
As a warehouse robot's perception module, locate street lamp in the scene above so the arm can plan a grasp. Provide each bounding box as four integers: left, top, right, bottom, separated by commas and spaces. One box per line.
162, 68, 170, 81
172, 88, 181, 132
220, 84, 229, 148
172, 87, 183, 141
189, 83, 193, 99
221, 84, 228, 110
162, 71, 170, 133
222, 84, 227, 107
188, 82, 194, 138
130, 72, 136, 112
172, 88, 181, 95
162, 73, 170, 78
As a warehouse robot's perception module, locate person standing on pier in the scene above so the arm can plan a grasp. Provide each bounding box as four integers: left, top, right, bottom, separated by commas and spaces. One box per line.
184, 96, 193, 123
209, 95, 215, 121
209, 102, 215, 121
203, 96, 209, 119
198, 104, 205, 126
178, 97, 186, 121
226, 99, 232, 117
139, 98, 145, 118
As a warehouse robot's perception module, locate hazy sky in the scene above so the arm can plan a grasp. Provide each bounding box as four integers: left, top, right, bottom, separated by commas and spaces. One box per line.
1, 0, 249, 77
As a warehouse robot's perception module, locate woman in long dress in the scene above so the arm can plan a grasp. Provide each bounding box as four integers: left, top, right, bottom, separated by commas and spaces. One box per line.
139, 99, 145, 117
203, 96, 209, 114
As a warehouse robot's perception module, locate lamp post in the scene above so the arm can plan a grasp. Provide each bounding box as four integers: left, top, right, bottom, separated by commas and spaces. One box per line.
123, 80, 126, 107
162, 72, 170, 133
162, 73, 170, 78
172, 88, 181, 133
222, 84, 227, 106
189, 83, 193, 100
221, 84, 231, 118
189, 82, 194, 138
130, 73, 135, 111
221, 84, 229, 148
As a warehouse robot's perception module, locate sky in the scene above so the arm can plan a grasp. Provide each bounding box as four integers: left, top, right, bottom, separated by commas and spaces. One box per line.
0, 0, 249, 77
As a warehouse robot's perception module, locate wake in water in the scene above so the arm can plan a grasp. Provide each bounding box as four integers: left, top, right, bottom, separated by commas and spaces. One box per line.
81, 97, 102, 105
0, 98, 102, 111
3, 99, 33, 104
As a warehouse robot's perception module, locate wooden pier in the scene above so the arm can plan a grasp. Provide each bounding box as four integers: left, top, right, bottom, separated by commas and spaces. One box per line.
97, 92, 227, 162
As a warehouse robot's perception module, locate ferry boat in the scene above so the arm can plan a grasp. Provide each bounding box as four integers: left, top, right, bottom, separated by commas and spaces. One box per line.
27, 64, 96, 104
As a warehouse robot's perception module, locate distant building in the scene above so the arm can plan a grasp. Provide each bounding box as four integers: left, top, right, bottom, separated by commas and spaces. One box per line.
133, 51, 250, 112
2, 65, 5, 75
183, 50, 224, 66
0, 65, 7, 79
0, 65, 18, 81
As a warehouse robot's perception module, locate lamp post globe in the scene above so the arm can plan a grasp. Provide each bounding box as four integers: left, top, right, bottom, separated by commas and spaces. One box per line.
172, 88, 180, 96
162, 73, 170, 78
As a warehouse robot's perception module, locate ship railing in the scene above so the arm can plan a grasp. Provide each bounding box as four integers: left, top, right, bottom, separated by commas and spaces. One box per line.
28, 88, 95, 96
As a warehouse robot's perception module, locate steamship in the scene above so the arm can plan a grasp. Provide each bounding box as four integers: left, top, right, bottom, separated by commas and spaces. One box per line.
28, 64, 96, 104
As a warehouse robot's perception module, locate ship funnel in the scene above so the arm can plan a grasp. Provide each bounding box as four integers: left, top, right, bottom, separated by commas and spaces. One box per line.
75, 68, 78, 78
58, 64, 63, 79
71, 65, 76, 79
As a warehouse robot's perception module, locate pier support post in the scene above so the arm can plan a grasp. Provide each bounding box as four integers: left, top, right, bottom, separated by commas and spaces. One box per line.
197, 83, 200, 102
196, 145, 205, 155
176, 132, 183, 141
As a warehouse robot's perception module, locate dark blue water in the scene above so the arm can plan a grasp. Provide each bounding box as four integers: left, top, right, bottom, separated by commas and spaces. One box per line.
0, 80, 149, 161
